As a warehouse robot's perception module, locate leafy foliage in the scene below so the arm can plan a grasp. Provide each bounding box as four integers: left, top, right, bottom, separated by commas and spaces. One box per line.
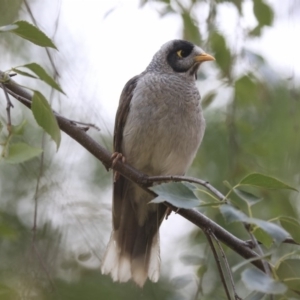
5, 20, 57, 48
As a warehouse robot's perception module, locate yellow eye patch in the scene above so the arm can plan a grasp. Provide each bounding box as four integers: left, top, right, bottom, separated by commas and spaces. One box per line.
176, 50, 183, 58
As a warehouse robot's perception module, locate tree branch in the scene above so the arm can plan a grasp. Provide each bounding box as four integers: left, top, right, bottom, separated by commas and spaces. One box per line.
0, 71, 266, 272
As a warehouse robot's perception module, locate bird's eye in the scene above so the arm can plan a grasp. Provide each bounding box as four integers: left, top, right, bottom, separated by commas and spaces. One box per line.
176, 49, 189, 58
176, 50, 183, 58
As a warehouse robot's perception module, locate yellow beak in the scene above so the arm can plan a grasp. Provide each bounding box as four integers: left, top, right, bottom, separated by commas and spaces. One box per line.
194, 53, 215, 63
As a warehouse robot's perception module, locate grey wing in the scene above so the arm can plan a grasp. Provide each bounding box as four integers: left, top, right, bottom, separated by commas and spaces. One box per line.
112, 75, 140, 230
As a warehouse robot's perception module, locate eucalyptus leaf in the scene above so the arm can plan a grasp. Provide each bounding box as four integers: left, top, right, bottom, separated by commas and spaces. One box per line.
250, 218, 289, 245
220, 204, 248, 223
11, 119, 27, 135
182, 12, 201, 45
197, 265, 207, 278
150, 182, 200, 209
4, 142, 42, 164
235, 75, 257, 106
11, 68, 37, 79
234, 189, 262, 206
223, 180, 232, 189
253, 227, 273, 248
253, 0, 274, 27
242, 268, 287, 294
31, 91, 61, 149
279, 216, 300, 244
220, 205, 288, 245
15, 63, 65, 94
239, 173, 298, 191
276, 259, 300, 292
11, 20, 57, 48
210, 31, 231, 75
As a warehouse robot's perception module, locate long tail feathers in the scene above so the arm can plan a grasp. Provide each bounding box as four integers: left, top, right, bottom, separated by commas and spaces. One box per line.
101, 231, 160, 287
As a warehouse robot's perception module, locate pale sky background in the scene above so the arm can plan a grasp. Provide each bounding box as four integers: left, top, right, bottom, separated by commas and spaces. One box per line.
4, 0, 300, 294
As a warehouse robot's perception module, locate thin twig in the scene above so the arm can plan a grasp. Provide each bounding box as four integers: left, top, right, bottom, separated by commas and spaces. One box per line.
31, 133, 45, 243
1, 82, 14, 129
210, 231, 242, 300
205, 230, 232, 300
194, 243, 209, 300
32, 243, 56, 291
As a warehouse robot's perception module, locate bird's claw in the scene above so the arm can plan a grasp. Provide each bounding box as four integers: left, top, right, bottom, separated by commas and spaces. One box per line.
111, 152, 125, 168
111, 152, 126, 182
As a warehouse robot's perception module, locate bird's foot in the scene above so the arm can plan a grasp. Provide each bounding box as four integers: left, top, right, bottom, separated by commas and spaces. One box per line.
111, 152, 126, 182
111, 152, 125, 168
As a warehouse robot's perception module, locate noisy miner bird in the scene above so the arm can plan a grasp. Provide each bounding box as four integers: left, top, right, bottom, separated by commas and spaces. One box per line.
101, 39, 215, 287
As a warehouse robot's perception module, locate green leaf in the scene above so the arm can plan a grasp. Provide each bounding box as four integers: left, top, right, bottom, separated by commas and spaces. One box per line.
253, 227, 273, 248
11, 68, 38, 79
253, 0, 274, 27
197, 264, 208, 278
276, 259, 300, 292
279, 216, 300, 244
11, 119, 27, 135
220, 205, 288, 245
249, 25, 262, 37
223, 180, 232, 189
220, 204, 248, 223
31, 91, 61, 149
235, 75, 258, 106
251, 218, 289, 245
239, 173, 298, 192
201, 91, 216, 109
182, 12, 201, 45
242, 268, 287, 294
210, 31, 231, 75
4, 142, 43, 164
150, 182, 200, 209
15, 63, 65, 94
233, 188, 262, 206
11, 20, 57, 49
0, 222, 18, 239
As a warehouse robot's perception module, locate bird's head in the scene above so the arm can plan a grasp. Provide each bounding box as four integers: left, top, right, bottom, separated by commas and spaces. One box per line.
147, 39, 215, 79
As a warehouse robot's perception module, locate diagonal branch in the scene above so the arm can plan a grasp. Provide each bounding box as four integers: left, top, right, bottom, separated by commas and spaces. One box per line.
0, 71, 266, 273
